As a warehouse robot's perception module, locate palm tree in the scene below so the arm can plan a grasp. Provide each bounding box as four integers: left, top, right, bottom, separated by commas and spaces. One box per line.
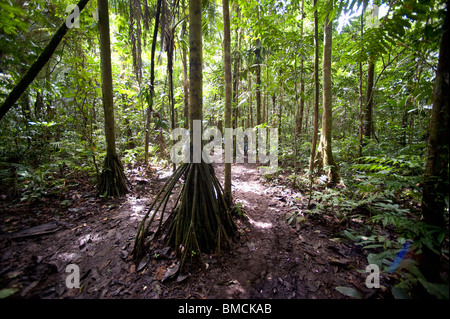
97, 0, 128, 197
133, 0, 236, 271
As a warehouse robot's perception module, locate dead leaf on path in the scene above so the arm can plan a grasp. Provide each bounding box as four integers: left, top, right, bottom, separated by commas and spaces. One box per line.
154, 266, 166, 281
176, 274, 189, 283
328, 257, 351, 267
99, 260, 111, 270
162, 263, 180, 282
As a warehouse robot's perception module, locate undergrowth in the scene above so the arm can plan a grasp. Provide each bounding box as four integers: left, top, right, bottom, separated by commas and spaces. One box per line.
285, 150, 449, 299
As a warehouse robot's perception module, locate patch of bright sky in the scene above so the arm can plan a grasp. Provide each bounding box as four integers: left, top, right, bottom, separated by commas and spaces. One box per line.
337, 1, 390, 34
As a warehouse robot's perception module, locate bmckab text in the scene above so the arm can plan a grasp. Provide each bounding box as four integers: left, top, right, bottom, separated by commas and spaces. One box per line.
178, 302, 272, 316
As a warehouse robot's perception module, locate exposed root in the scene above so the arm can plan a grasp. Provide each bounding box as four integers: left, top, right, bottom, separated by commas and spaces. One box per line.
97, 153, 129, 197
133, 162, 236, 271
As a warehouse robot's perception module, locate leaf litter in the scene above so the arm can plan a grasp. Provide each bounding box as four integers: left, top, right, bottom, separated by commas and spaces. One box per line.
0, 162, 390, 299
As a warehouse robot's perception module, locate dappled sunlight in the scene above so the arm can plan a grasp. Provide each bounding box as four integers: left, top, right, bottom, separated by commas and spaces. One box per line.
226, 279, 247, 298
247, 216, 272, 229
56, 252, 80, 263
125, 196, 150, 222
232, 180, 263, 195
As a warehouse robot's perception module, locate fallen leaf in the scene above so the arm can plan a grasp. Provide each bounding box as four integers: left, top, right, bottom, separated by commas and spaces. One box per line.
136, 258, 148, 272
154, 266, 166, 281
335, 286, 363, 299
176, 274, 189, 283
129, 264, 136, 273
328, 257, 350, 267
162, 263, 180, 282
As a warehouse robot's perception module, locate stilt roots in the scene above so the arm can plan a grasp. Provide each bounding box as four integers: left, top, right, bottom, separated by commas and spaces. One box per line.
97, 154, 129, 197
133, 162, 236, 270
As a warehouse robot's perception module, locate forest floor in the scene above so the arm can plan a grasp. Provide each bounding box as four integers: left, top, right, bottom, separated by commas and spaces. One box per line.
0, 160, 390, 299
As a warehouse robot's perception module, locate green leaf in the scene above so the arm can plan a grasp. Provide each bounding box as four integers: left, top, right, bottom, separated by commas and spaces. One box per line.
335, 286, 363, 298
391, 286, 412, 299
418, 279, 449, 299
343, 230, 360, 242
0, 288, 19, 299
362, 244, 383, 249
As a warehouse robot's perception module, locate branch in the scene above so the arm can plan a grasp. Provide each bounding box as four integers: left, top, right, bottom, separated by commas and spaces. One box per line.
0, 0, 90, 121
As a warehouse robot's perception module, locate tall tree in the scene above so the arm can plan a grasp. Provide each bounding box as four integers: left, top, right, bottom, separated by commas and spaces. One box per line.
223, 0, 233, 204
144, 0, 162, 165
296, 0, 305, 137
182, 0, 189, 129
189, 0, 202, 133
255, 40, 262, 126
133, 0, 236, 270
362, 58, 375, 139
255, 6, 262, 125
420, 2, 449, 283
96, 0, 128, 197
357, 1, 367, 160
314, 11, 341, 184
309, 0, 320, 176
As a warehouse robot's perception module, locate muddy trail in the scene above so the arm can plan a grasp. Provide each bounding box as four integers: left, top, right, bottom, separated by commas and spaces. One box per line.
0, 161, 382, 299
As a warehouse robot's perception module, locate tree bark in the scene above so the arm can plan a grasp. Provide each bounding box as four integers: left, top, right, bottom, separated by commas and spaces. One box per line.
255, 6, 262, 127
0, 0, 90, 121
182, 0, 189, 129
232, 3, 241, 130
98, 0, 116, 156
223, 0, 232, 204
248, 71, 253, 128
309, 0, 320, 175
315, 13, 340, 184
297, 0, 305, 137
144, 0, 162, 165
357, 1, 366, 161
189, 0, 202, 126
420, 3, 449, 283
363, 58, 375, 139
255, 44, 262, 126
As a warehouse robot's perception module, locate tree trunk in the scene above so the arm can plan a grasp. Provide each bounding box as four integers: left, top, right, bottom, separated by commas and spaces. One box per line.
363, 58, 375, 140
255, 9, 262, 127
357, 1, 366, 160
189, 0, 203, 135
0, 0, 90, 121
223, 0, 232, 204
315, 13, 340, 184
144, 0, 162, 165
248, 71, 253, 127
134, 0, 236, 268
278, 67, 282, 142
97, 0, 128, 197
309, 0, 320, 175
182, 0, 189, 129
232, 3, 241, 131
168, 26, 176, 171
297, 0, 305, 137
420, 3, 449, 283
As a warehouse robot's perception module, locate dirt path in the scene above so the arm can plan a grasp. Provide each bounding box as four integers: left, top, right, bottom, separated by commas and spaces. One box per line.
0, 162, 376, 299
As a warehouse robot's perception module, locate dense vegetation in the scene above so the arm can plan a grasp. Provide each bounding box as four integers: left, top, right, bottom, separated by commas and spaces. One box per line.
0, 0, 448, 298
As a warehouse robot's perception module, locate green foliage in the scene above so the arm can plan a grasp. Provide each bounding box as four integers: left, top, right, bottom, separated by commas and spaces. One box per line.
287, 147, 448, 298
